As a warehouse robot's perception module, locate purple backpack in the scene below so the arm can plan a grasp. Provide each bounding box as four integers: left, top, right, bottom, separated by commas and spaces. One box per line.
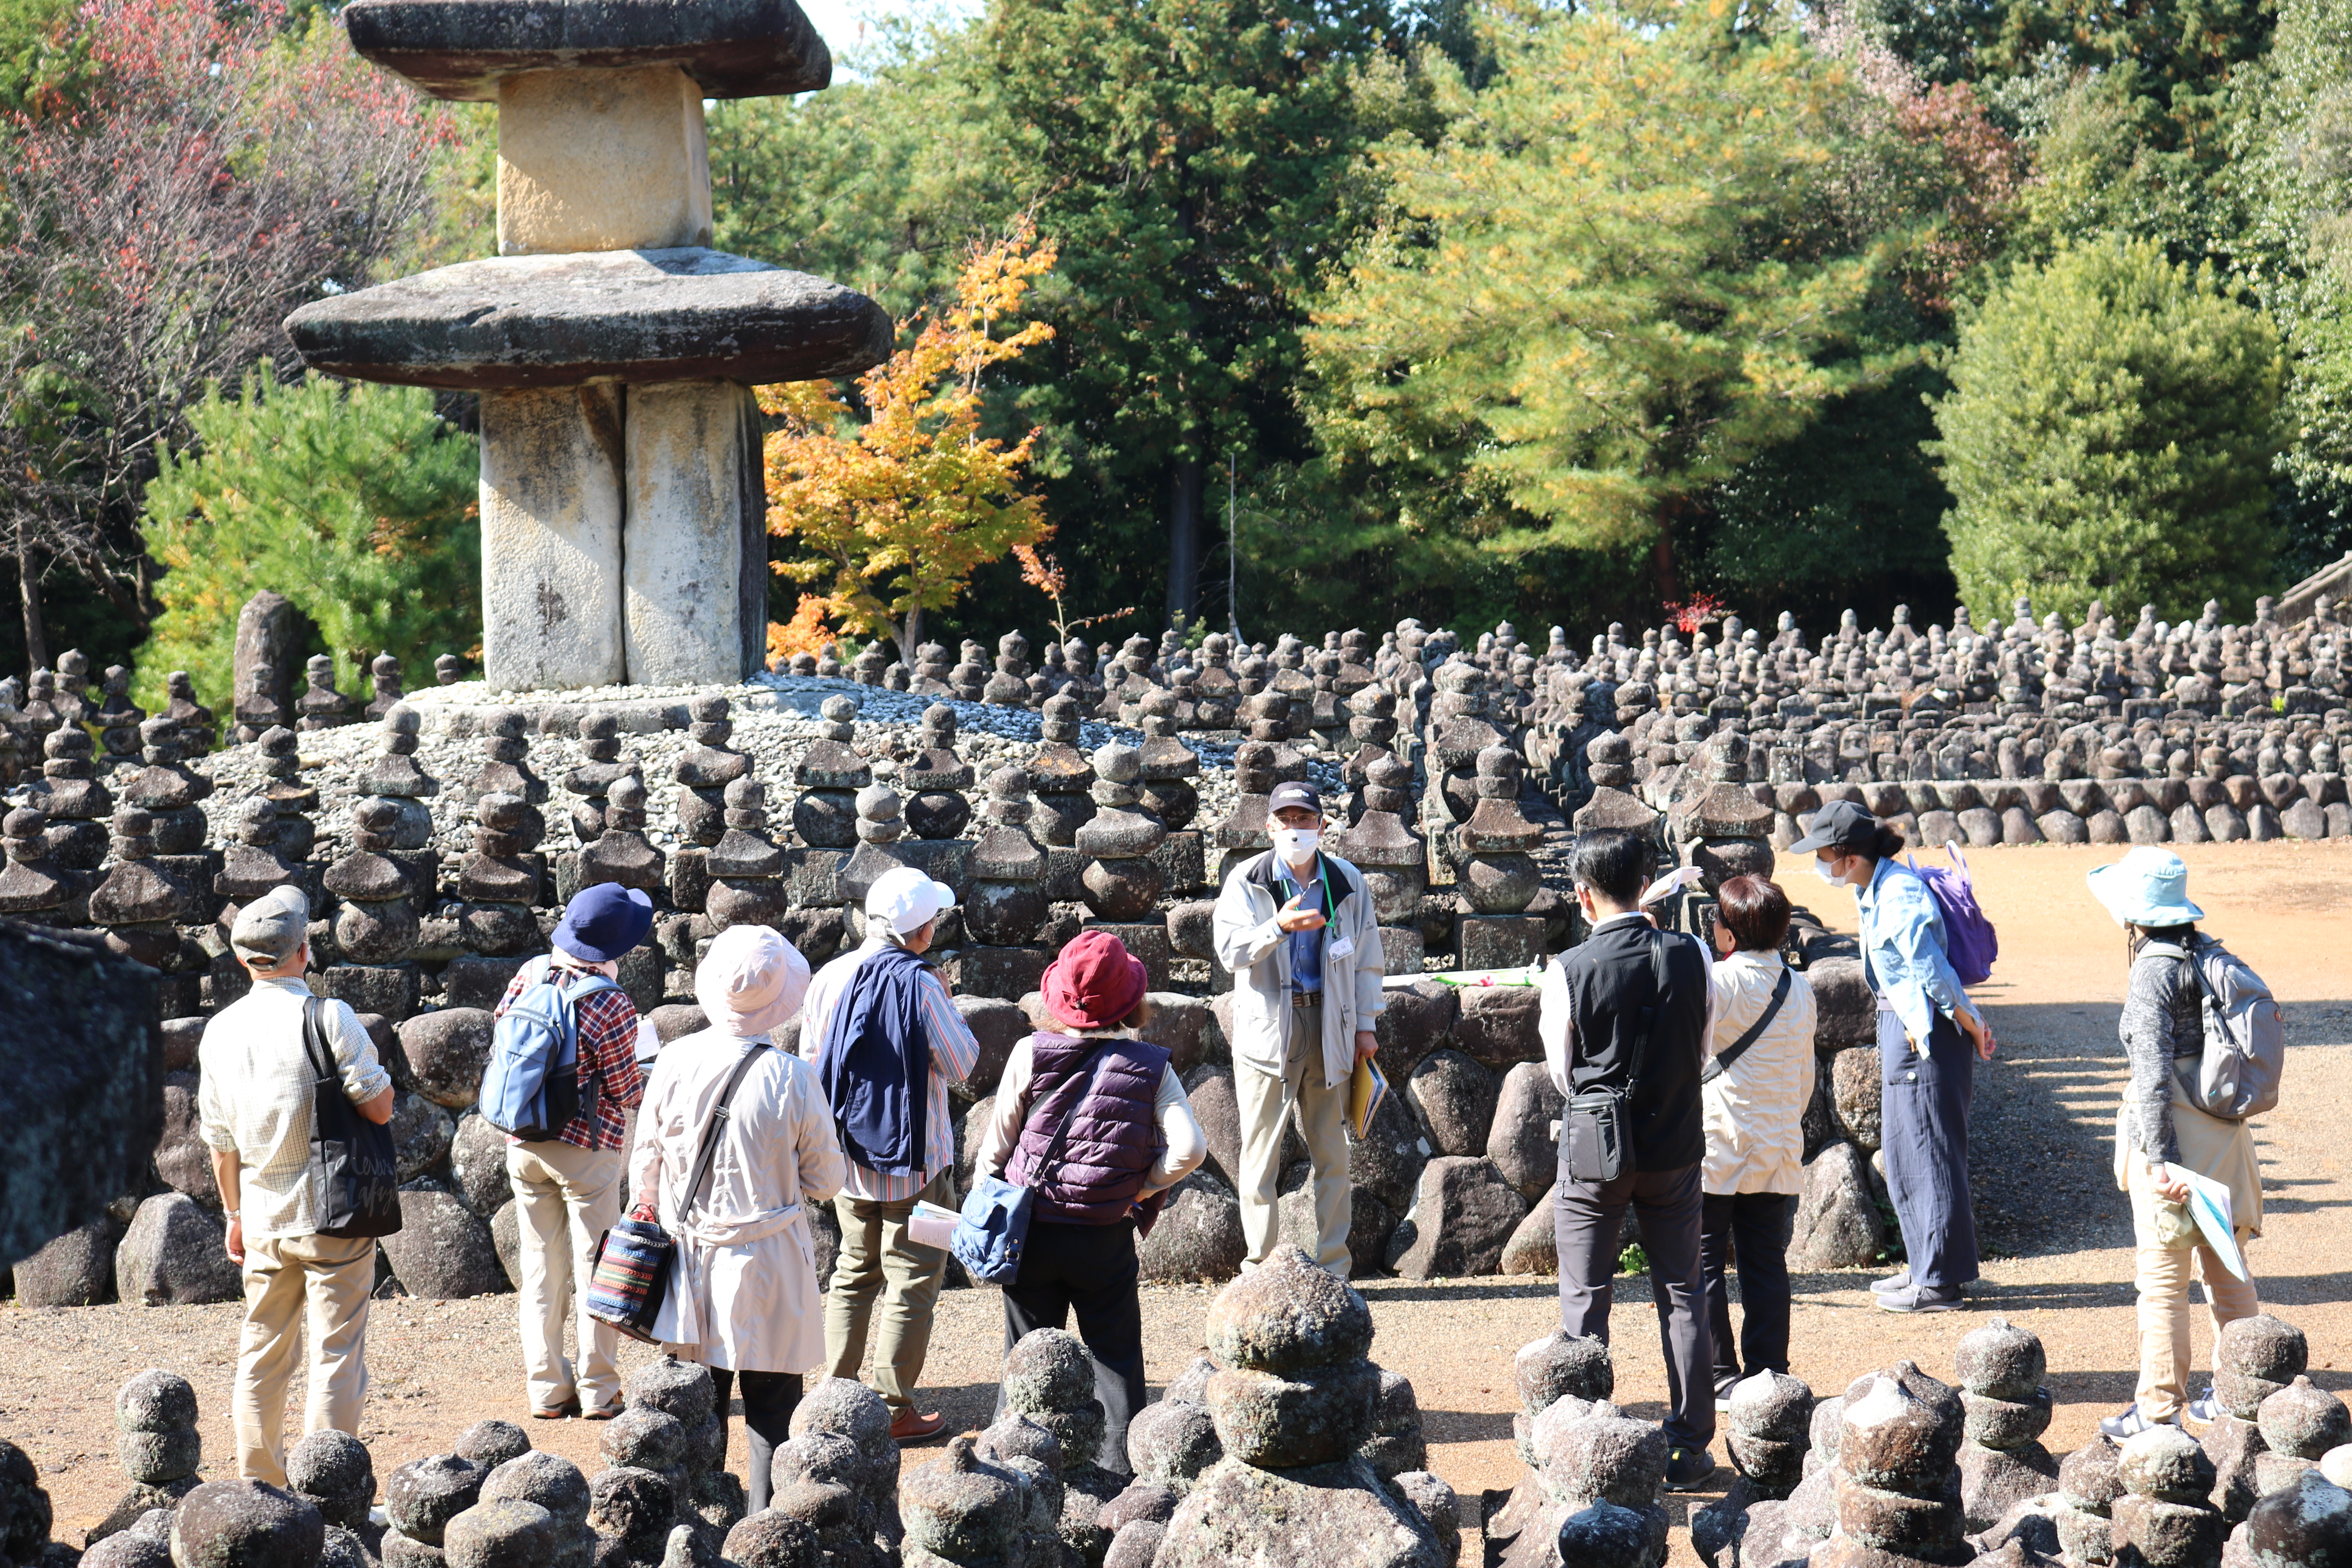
1905, 845, 1998, 987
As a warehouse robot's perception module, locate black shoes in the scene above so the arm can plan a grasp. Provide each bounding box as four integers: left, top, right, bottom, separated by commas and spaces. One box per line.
1664, 1444, 1719, 1491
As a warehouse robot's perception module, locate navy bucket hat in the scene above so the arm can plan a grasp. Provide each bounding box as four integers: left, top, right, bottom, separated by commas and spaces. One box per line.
552, 883, 655, 964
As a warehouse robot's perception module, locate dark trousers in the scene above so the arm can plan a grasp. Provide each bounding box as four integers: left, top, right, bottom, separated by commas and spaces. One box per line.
1552, 1159, 1715, 1450
709, 1368, 802, 1513
1699, 1191, 1798, 1393
997, 1218, 1147, 1476
1880, 1010, 1979, 1293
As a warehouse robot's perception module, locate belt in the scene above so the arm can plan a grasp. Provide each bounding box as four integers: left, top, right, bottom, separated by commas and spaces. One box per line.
1290, 990, 1323, 1009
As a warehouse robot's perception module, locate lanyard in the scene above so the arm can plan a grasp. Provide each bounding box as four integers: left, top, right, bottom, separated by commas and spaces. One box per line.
1277, 854, 1336, 927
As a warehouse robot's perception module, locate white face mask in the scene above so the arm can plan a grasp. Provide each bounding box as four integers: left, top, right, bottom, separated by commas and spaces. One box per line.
1815, 855, 1863, 889
1271, 826, 1321, 865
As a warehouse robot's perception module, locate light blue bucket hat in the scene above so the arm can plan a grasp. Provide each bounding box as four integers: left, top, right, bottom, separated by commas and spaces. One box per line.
2086, 847, 2206, 927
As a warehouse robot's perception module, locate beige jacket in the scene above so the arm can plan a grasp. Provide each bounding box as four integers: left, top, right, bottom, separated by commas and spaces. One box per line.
631, 1031, 845, 1374
1700, 951, 1818, 1196
1212, 849, 1386, 1091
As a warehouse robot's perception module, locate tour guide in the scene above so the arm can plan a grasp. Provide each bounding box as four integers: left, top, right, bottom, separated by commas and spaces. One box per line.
1211, 780, 1386, 1275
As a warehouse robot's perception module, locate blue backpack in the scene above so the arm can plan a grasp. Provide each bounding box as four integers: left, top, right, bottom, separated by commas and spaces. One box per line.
482, 964, 621, 1141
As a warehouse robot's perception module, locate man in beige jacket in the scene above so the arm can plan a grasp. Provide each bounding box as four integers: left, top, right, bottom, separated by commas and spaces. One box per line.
1211, 781, 1385, 1275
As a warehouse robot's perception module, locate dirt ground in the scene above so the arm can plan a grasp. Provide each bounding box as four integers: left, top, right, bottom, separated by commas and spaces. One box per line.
7, 841, 2350, 1561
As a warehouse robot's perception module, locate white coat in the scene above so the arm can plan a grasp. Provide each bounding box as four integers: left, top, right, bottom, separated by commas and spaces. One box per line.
1700, 950, 1818, 1196
629, 1029, 846, 1374
1211, 849, 1387, 1092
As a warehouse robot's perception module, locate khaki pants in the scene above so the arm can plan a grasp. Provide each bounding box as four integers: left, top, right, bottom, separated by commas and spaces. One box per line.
233, 1231, 376, 1486
825, 1170, 952, 1417
2127, 1156, 2259, 1420
1236, 999, 1352, 1275
508, 1140, 624, 1413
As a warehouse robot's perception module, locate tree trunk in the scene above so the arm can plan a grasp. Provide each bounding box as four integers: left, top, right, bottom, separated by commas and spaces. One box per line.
1167, 454, 1203, 627
895, 606, 922, 672
1653, 528, 1678, 610
16, 524, 46, 674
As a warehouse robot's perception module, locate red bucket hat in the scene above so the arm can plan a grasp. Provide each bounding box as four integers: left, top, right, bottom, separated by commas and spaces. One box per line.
1043, 929, 1149, 1031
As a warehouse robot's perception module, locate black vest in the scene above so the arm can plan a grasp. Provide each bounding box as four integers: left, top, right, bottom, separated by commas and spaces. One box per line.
1555, 919, 1710, 1173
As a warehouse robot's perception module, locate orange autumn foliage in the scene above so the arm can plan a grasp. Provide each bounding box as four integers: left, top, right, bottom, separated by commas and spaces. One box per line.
765, 593, 840, 667
760, 221, 1058, 666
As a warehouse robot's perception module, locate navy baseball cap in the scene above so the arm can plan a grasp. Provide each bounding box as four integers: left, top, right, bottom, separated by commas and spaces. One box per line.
1267, 781, 1325, 816
552, 883, 655, 963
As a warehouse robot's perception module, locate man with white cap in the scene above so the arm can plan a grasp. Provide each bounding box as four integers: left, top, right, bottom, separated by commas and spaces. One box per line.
798, 864, 979, 1440
198, 885, 395, 1486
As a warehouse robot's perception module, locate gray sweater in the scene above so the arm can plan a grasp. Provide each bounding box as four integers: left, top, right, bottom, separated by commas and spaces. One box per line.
2120, 944, 2205, 1163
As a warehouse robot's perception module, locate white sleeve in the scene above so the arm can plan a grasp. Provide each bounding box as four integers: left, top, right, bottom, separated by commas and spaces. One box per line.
1539, 961, 1573, 1098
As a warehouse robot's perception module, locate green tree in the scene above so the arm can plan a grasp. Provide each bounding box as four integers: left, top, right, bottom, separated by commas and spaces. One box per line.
2223, 0, 2352, 579
1930, 235, 2284, 624
1307, 0, 1923, 599
137, 368, 480, 716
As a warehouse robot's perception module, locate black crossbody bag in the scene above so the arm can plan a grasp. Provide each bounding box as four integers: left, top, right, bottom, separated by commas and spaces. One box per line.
1563, 929, 1675, 1183
1699, 966, 1794, 1084
301, 998, 404, 1238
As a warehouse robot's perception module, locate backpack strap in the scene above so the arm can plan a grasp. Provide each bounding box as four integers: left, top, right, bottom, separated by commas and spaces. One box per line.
1700, 965, 1793, 1085
552, 969, 622, 1120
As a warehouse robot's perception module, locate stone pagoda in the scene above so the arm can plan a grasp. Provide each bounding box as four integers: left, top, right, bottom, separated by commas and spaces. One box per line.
287, 0, 890, 690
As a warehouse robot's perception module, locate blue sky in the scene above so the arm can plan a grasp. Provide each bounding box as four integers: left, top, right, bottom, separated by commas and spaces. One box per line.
799, 0, 982, 76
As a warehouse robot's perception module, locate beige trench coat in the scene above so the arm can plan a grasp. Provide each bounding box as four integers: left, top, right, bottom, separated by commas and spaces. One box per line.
629, 1031, 846, 1374
1701, 950, 1819, 1196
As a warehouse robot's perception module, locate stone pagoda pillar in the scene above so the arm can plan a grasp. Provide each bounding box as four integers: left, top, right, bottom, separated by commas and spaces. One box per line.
286, 0, 890, 690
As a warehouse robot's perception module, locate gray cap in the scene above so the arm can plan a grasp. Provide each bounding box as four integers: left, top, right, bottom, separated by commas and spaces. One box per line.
231, 885, 311, 965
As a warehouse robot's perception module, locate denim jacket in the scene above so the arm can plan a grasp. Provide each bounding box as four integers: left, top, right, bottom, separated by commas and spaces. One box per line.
1856, 857, 1970, 1051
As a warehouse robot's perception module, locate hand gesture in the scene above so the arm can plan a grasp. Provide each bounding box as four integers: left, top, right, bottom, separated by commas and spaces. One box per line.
1276, 892, 1326, 933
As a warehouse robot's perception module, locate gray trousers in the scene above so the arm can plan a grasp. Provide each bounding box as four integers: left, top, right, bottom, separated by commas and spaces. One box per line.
1552, 1158, 1715, 1450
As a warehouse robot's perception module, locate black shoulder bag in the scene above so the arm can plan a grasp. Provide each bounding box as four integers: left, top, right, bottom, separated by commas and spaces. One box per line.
1563, 930, 1676, 1183
302, 998, 404, 1238
1699, 966, 1794, 1084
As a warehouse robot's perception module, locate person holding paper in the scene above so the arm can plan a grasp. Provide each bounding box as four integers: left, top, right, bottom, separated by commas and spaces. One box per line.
1537, 828, 1719, 1491
2087, 849, 2263, 1439
973, 930, 1206, 1473
1211, 780, 1387, 1275
629, 925, 843, 1510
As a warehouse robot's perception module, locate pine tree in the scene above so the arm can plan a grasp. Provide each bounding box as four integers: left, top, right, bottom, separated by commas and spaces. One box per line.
137, 369, 480, 714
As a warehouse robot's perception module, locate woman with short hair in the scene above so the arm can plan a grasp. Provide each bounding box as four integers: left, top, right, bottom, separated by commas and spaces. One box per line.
630, 924, 844, 1510
972, 929, 1207, 1474
2087, 848, 2261, 1439
1697, 875, 1818, 1402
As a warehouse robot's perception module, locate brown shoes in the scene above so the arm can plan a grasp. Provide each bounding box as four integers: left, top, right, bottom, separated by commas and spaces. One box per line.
888, 1409, 947, 1442
529, 1400, 580, 1421
581, 1401, 625, 1421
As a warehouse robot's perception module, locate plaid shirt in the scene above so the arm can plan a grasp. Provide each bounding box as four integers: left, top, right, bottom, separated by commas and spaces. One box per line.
199, 976, 393, 1241
495, 955, 644, 1152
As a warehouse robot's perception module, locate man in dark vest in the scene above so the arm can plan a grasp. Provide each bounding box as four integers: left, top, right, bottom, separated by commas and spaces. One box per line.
1538, 828, 1719, 1489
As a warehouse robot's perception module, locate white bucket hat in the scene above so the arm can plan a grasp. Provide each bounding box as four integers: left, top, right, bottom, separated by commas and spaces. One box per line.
2087, 847, 2205, 928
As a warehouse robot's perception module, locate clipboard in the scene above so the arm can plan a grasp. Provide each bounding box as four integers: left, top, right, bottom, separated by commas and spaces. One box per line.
1347, 1056, 1389, 1141
2168, 1163, 2249, 1281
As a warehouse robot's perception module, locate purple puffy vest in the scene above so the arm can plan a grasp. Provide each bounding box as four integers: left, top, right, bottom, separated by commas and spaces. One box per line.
1007, 1033, 1171, 1225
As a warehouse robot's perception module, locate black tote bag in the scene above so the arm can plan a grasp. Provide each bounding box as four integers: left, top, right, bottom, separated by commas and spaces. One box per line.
302, 998, 405, 1239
